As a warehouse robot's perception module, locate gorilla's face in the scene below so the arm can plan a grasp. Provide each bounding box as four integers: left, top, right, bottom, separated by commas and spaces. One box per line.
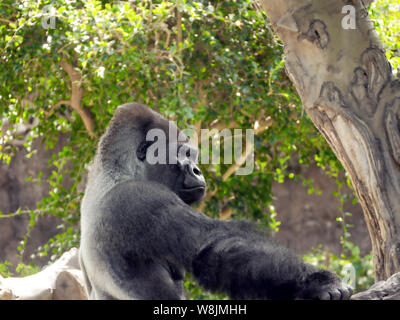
99, 103, 206, 205
174, 142, 206, 205
137, 137, 206, 205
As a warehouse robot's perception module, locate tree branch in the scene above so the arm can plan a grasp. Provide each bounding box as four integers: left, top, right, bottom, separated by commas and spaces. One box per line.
197, 116, 272, 214
220, 206, 233, 220
221, 139, 254, 182
361, 0, 375, 7
176, 5, 183, 49
45, 100, 71, 119
59, 60, 96, 138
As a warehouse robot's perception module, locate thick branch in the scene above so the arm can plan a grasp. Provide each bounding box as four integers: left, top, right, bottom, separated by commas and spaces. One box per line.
45, 100, 71, 119
352, 272, 400, 300
221, 138, 254, 182
59, 60, 95, 138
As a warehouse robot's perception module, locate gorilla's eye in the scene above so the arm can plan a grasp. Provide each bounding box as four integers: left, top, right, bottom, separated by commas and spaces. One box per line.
136, 141, 153, 161
179, 144, 196, 159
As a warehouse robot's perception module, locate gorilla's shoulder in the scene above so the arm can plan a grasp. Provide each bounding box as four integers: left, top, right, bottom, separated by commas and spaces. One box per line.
100, 179, 184, 211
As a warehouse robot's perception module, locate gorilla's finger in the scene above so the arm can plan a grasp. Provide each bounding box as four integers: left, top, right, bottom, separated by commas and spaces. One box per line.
342, 286, 353, 300
317, 292, 331, 300
337, 285, 353, 300
328, 289, 342, 300
337, 288, 346, 300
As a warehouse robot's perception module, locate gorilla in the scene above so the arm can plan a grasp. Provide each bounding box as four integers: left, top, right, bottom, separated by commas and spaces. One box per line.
79, 103, 353, 300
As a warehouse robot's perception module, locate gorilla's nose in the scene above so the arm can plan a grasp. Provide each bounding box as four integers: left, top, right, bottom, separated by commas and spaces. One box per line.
190, 164, 202, 177
183, 163, 205, 189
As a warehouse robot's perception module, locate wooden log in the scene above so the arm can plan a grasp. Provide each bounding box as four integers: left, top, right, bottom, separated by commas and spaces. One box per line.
0, 247, 87, 300
352, 272, 400, 300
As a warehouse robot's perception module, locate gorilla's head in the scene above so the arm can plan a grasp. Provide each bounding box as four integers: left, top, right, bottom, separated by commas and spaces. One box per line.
97, 103, 206, 205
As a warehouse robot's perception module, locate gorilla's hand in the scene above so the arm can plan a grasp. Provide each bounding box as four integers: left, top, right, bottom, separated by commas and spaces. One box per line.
299, 269, 353, 300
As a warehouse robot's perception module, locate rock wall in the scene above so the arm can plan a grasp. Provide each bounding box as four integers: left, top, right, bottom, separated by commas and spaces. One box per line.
273, 165, 371, 256
0, 136, 69, 269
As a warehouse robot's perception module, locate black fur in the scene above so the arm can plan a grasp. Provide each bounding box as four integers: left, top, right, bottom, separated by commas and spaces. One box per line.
79, 103, 353, 300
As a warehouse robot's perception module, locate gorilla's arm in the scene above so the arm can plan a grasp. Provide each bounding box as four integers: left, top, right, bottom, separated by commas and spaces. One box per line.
190, 220, 347, 300
149, 196, 351, 300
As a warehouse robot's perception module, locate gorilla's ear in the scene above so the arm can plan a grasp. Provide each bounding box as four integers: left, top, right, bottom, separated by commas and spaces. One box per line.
136, 141, 153, 161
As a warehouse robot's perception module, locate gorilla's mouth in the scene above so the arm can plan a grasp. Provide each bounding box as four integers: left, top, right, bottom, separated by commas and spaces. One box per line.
182, 186, 205, 192
179, 186, 206, 204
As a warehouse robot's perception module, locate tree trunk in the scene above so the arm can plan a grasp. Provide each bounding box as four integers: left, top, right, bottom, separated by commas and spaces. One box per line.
259, 0, 400, 281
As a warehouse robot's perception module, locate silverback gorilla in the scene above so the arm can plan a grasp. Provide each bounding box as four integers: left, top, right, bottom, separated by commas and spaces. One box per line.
79, 103, 353, 300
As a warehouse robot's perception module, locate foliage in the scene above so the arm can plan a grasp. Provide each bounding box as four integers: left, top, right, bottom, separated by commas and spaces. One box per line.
369, 0, 400, 75
0, 260, 39, 278
0, 260, 12, 278
184, 273, 228, 300
304, 244, 374, 293
0, 0, 329, 262
303, 180, 375, 293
